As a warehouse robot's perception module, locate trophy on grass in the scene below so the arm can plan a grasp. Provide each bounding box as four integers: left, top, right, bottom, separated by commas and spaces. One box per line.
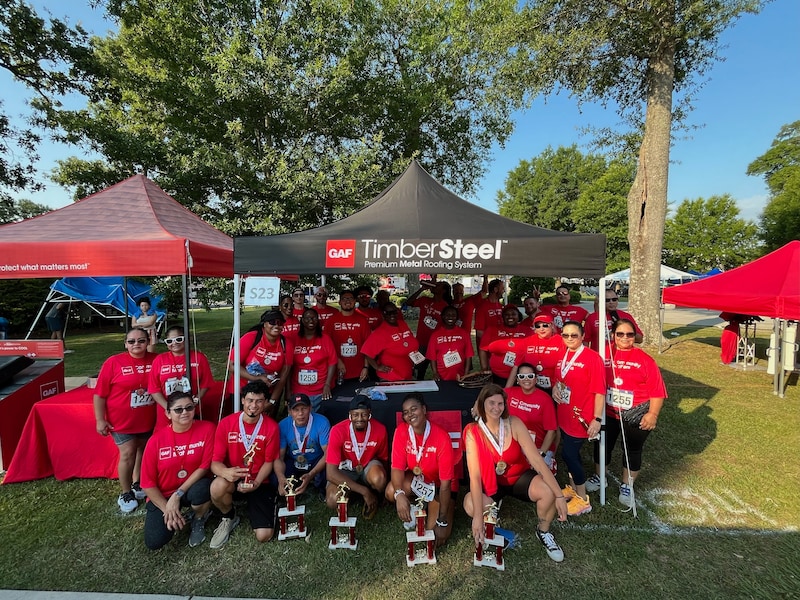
329, 482, 358, 550
474, 501, 505, 571
405, 496, 436, 567
278, 475, 308, 541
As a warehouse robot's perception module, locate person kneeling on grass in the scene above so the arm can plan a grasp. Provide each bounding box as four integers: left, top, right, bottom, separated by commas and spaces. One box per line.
209, 381, 281, 549
141, 390, 215, 550
325, 394, 388, 519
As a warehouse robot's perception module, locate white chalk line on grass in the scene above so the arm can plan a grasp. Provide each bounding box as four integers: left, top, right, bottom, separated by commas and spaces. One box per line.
568, 474, 797, 536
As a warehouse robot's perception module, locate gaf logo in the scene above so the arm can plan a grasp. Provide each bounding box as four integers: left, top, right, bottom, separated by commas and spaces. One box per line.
40, 381, 59, 398
326, 240, 356, 268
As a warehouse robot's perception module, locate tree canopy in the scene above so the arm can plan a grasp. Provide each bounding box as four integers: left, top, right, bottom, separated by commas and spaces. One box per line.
663, 195, 761, 271
747, 120, 800, 251
41, 0, 522, 235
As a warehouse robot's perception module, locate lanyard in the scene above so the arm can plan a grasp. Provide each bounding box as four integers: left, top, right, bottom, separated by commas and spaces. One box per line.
408, 421, 431, 467
239, 413, 263, 453
292, 413, 314, 453
559, 345, 584, 379
349, 421, 371, 466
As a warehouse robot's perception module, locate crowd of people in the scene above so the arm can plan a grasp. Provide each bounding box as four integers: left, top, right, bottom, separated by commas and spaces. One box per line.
91, 280, 666, 564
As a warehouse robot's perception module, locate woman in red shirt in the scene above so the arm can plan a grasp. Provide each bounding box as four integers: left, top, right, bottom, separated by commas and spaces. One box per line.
289, 308, 338, 412
362, 303, 421, 381
463, 384, 567, 562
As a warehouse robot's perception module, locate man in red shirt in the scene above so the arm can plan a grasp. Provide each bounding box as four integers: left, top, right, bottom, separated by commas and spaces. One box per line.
584, 290, 643, 351
546, 285, 589, 332
325, 395, 388, 519
474, 278, 505, 350
355, 285, 383, 330
323, 289, 371, 383
313, 286, 339, 324
451, 276, 487, 336
520, 294, 543, 333
209, 381, 281, 549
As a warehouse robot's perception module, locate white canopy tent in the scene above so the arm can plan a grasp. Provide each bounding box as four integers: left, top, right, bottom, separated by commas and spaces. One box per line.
606, 264, 698, 285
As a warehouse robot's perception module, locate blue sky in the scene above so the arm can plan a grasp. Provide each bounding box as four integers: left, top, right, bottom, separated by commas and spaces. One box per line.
4, 0, 799, 222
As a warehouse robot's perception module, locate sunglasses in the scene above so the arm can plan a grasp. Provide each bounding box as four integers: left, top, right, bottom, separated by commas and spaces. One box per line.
615, 331, 636, 338
170, 405, 196, 414
164, 336, 185, 344
126, 338, 148, 344
384, 310, 398, 315
607, 298, 619, 302
281, 303, 291, 308
556, 291, 569, 295
534, 323, 550, 329
516, 373, 536, 380
561, 333, 581, 339
264, 320, 284, 327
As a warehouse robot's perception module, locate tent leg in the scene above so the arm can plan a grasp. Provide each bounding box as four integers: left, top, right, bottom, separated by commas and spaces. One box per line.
26, 288, 56, 340
772, 319, 782, 396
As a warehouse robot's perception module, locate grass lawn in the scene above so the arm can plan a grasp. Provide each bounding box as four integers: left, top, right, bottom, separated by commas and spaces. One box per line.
1, 312, 798, 599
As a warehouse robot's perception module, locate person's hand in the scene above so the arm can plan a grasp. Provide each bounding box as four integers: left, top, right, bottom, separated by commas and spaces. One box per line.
433, 523, 449, 547
552, 385, 563, 403
358, 367, 369, 382
163, 494, 186, 531
237, 479, 260, 494
363, 489, 377, 515
276, 475, 287, 496
96, 419, 112, 437
555, 496, 568, 522
295, 474, 311, 496
640, 412, 658, 431
395, 491, 412, 522
322, 383, 332, 401
432, 371, 441, 382
377, 365, 392, 373
587, 419, 601, 440
222, 466, 250, 483
472, 513, 485, 546
532, 285, 541, 300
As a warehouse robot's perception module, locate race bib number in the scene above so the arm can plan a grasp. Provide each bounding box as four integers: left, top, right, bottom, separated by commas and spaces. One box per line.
411, 475, 435, 502
503, 351, 517, 368
607, 387, 634, 410
297, 370, 318, 385
340, 342, 358, 357
555, 381, 571, 405
443, 350, 462, 368
536, 375, 551, 388
423, 315, 438, 330
164, 376, 191, 396
554, 315, 564, 329
409, 350, 425, 365
130, 389, 153, 408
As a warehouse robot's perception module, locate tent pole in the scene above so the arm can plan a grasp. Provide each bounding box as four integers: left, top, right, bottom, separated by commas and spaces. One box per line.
26, 287, 56, 340
778, 319, 786, 398
233, 274, 242, 413
772, 319, 781, 396
598, 276, 607, 507
181, 274, 195, 414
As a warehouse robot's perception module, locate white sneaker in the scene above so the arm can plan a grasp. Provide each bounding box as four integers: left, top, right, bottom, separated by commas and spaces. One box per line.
584, 474, 606, 492
536, 528, 564, 562
209, 515, 240, 549
619, 483, 634, 507
117, 491, 138, 514
131, 481, 146, 500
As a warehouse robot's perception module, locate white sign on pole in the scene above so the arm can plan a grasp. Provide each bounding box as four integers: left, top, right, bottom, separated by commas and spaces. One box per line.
243, 277, 281, 307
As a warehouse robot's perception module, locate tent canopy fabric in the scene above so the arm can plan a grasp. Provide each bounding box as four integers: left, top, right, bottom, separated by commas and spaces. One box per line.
0, 175, 233, 278
50, 277, 165, 319
661, 241, 800, 320
234, 161, 606, 277
606, 264, 698, 284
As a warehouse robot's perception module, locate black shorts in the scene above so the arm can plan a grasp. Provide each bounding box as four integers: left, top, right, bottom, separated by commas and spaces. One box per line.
492, 469, 539, 503
233, 482, 278, 530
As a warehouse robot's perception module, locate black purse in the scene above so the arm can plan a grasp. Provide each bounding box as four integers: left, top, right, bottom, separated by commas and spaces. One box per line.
620, 401, 650, 426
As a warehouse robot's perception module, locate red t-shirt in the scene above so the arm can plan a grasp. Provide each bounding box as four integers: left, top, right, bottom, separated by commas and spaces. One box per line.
545, 304, 589, 332
148, 349, 214, 430
452, 293, 484, 334
326, 419, 389, 469
605, 346, 667, 419
212, 412, 280, 473
291, 334, 338, 396
140, 420, 215, 497
474, 299, 503, 333
361, 321, 420, 381
391, 421, 454, 485
519, 335, 565, 389
584, 310, 643, 351
504, 386, 557, 450
313, 304, 339, 324
323, 311, 372, 379
357, 306, 384, 330
95, 351, 158, 434
464, 420, 527, 496
281, 316, 301, 341
481, 325, 529, 379
227, 331, 294, 393
553, 346, 606, 438
425, 326, 474, 381
407, 296, 449, 348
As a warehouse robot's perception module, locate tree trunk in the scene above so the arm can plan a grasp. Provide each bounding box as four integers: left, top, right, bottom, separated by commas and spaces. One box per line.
627, 38, 675, 347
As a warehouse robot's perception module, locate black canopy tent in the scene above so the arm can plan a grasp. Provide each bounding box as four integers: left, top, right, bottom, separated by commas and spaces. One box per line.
234, 161, 606, 277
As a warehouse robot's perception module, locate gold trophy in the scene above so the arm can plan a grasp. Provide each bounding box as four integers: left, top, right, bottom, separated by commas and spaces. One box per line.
240, 443, 259, 490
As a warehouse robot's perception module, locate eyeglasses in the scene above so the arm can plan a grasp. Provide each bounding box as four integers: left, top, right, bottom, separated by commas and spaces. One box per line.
534, 323, 550, 329
315, 293, 327, 297
607, 298, 619, 302
264, 320, 283, 327
170, 405, 195, 414
561, 333, 581, 339
126, 338, 148, 344
516, 373, 536, 380
164, 336, 185, 344
615, 331, 636, 338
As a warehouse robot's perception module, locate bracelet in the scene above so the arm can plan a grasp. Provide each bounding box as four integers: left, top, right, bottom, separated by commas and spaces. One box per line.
393, 489, 406, 499
435, 519, 448, 527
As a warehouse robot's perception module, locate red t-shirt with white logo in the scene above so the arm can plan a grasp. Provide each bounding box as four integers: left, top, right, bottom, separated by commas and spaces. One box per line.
553, 347, 606, 438
481, 324, 529, 379
291, 334, 338, 396
545, 304, 589, 332
474, 299, 503, 333
212, 412, 280, 472
407, 296, 449, 349
391, 421, 454, 485
95, 351, 158, 434
361, 321, 420, 381
425, 326, 474, 381
141, 420, 215, 497
326, 419, 389, 469
504, 386, 557, 450
227, 330, 294, 393
324, 311, 372, 379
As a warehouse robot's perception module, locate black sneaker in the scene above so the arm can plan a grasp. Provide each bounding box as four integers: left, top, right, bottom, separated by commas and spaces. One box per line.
536, 528, 564, 562
131, 481, 146, 500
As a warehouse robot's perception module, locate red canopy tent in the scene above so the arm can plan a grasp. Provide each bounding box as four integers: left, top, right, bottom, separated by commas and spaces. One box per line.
0, 174, 233, 278
662, 241, 800, 396
661, 241, 800, 319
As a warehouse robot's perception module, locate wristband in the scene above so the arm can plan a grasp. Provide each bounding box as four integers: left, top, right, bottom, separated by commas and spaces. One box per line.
393, 489, 406, 499
435, 519, 448, 527
594, 417, 602, 423
175, 489, 185, 498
